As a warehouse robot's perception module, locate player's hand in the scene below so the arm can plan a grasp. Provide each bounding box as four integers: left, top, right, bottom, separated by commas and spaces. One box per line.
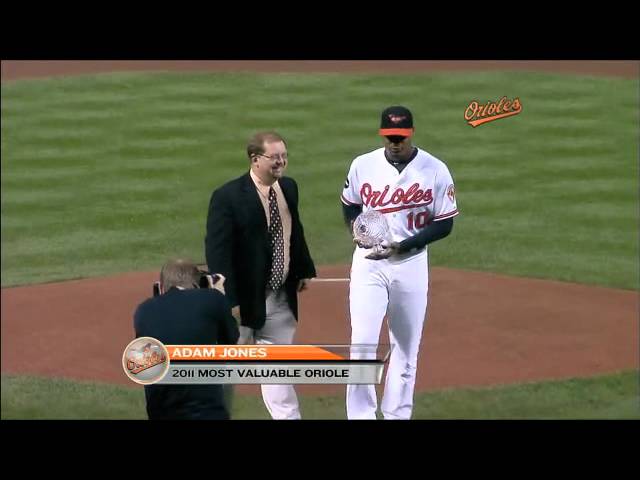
297, 278, 311, 292
353, 237, 375, 249
211, 274, 226, 295
231, 306, 241, 325
365, 242, 400, 260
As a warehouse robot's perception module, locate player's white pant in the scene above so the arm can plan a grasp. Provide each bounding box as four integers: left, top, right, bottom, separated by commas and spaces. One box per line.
239, 288, 300, 420
347, 247, 429, 420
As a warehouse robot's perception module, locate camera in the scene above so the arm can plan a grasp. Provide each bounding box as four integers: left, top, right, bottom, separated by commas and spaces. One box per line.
196, 265, 221, 290
198, 272, 221, 289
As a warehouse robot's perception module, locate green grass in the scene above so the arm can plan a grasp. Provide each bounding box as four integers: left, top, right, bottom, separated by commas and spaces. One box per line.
2, 371, 638, 419
2, 71, 638, 289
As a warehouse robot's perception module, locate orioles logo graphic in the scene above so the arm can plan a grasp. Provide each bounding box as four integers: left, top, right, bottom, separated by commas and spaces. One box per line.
464, 96, 522, 127
122, 337, 170, 385
447, 184, 455, 202
126, 344, 167, 374
388, 114, 407, 124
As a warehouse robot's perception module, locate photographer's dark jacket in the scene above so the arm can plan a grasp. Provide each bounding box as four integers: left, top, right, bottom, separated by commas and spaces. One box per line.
205, 173, 316, 330
134, 287, 239, 420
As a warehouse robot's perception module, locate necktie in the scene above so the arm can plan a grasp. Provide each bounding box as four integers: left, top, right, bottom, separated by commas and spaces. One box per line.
268, 187, 285, 290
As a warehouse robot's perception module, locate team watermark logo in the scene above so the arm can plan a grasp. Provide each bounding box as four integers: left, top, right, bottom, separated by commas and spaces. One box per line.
464, 96, 522, 127
122, 337, 170, 385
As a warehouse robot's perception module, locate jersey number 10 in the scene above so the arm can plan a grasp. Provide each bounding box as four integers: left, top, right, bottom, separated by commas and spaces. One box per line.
407, 211, 429, 230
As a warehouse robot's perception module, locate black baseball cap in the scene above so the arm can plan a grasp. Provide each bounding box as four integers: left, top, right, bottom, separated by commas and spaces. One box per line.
379, 105, 414, 137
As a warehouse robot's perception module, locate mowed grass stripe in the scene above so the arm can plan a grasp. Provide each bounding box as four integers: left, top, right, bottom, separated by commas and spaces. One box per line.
2, 72, 638, 288
5, 157, 208, 182
2, 370, 638, 419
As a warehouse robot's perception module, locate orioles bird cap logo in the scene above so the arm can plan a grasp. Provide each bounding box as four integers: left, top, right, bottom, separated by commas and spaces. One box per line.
388, 114, 407, 124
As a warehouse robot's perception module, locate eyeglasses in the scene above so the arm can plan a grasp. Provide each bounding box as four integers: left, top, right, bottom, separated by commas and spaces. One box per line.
259, 153, 288, 162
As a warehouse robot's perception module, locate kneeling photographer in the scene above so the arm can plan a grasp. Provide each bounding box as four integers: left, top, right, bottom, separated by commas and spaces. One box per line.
133, 258, 239, 420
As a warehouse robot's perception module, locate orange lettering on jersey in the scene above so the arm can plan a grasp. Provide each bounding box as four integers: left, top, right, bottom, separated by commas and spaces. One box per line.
404, 183, 419, 201
361, 183, 433, 213
376, 185, 391, 207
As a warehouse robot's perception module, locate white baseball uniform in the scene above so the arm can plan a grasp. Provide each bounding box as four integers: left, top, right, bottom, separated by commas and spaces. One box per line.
341, 146, 458, 419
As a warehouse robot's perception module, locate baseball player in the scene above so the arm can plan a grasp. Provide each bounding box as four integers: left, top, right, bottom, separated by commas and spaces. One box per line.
340, 105, 459, 419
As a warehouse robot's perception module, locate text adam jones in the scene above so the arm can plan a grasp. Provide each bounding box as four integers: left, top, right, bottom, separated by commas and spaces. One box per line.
171, 346, 268, 359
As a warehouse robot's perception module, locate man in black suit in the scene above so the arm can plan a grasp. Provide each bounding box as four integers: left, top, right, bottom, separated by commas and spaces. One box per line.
205, 131, 316, 420
134, 258, 239, 420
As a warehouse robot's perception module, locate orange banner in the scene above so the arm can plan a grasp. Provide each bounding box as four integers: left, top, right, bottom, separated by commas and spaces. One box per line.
166, 345, 346, 361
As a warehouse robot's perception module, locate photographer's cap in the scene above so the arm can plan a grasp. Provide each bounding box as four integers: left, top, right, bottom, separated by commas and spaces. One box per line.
379, 105, 414, 137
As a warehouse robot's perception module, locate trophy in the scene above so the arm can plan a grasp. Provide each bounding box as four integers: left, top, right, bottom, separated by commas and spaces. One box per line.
352, 209, 391, 254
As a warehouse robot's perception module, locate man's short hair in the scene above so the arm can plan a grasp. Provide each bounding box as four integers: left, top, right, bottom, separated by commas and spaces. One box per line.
160, 259, 201, 290
246, 131, 287, 160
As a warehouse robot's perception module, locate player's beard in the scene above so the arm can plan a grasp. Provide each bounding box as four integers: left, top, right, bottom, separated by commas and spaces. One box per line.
388, 148, 402, 160
386, 147, 411, 163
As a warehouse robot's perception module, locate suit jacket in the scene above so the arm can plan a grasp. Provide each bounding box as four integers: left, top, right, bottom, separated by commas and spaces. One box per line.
205, 172, 316, 330
133, 287, 239, 420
